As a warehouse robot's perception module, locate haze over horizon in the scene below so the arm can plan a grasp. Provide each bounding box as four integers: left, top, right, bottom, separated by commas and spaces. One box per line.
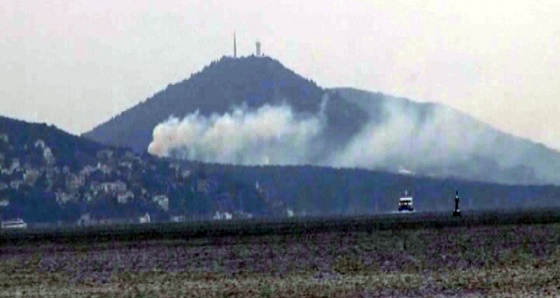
1, 1, 559, 150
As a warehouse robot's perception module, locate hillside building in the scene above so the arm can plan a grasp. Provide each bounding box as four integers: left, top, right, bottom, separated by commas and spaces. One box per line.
0, 199, 9, 207
117, 191, 135, 204
153, 195, 169, 211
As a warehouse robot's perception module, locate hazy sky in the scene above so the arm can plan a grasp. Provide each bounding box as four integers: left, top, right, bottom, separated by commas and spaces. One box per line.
1, 1, 560, 150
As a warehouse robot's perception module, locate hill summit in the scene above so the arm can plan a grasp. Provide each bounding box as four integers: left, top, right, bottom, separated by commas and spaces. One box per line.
84, 56, 365, 154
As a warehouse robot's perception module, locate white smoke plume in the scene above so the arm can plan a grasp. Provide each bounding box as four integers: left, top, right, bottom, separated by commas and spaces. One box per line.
327, 96, 553, 183
147, 99, 506, 169
148, 104, 325, 165
148, 95, 557, 183
329, 102, 487, 169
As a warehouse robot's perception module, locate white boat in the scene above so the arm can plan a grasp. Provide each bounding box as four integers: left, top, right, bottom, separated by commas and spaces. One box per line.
398, 191, 415, 213
1, 218, 28, 229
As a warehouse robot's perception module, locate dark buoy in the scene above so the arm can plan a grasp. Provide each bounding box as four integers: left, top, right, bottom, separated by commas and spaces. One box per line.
453, 190, 461, 217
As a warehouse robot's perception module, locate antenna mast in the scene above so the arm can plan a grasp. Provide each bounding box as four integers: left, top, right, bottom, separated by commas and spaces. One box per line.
233, 31, 237, 58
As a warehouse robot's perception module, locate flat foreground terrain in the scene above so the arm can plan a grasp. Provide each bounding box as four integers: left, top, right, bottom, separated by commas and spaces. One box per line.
2, 213, 560, 297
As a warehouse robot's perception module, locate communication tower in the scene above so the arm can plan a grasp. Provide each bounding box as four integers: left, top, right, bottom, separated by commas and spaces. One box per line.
233, 32, 237, 58
256, 41, 261, 56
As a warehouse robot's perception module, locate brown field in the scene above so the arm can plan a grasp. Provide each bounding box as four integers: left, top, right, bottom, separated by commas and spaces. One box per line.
2, 215, 560, 297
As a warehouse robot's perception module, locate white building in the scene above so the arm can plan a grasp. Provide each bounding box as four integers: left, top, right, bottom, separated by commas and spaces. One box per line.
55, 192, 75, 204
34, 139, 46, 149
139, 213, 151, 224
24, 169, 40, 185
0, 199, 9, 207
10, 159, 20, 171
170, 215, 185, 223
117, 191, 135, 204
80, 165, 97, 176
43, 147, 56, 165
100, 181, 127, 193
1, 218, 27, 229
213, 211, 232, 220
10, 180, 23, 190
77, 213, 92, 226
152, 195, 169, 211
287, 208, 295, 218
119, 161, 133, 169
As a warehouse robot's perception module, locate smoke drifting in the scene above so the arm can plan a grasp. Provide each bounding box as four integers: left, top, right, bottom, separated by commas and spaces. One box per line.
148, 95, 556, 183
330, 102, 485, 169
148, 104, 324, 165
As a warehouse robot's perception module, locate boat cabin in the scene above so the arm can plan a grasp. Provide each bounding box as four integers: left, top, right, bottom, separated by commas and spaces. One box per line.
398, 191, 414, 212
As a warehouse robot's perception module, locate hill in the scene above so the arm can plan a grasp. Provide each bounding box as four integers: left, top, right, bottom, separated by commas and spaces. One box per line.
83, 56, 560, 185
83, 56, 367, 155
0, 116, 107, 170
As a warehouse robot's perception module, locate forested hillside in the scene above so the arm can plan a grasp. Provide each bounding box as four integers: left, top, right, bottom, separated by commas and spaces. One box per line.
82, 56, 560, 185
84, 56, 366, 153
199, 162, 560, 215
